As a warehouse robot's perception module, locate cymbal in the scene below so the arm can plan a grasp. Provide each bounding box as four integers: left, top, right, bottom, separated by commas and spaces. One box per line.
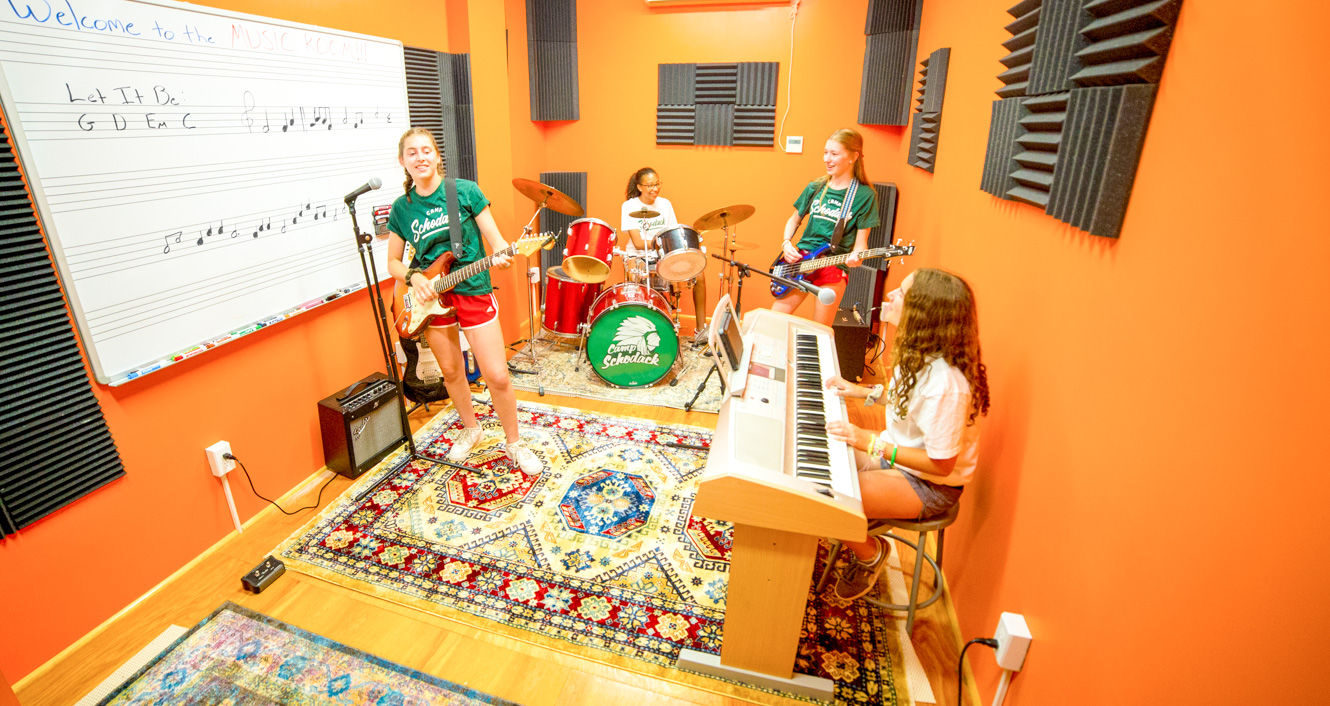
693, 204, 755, 231
628, 208, 660, 219
512, 178, 585, 217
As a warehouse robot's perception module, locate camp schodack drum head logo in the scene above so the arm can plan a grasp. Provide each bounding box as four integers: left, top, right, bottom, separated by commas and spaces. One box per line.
603, 316, 662, 367
585, 296, 679, 388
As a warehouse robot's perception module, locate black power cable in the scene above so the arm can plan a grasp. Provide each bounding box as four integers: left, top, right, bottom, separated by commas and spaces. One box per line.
957, 637, 999, 706
226, 453, 337, 516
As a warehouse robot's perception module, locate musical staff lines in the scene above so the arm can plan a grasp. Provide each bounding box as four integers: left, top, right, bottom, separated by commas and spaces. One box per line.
38, 149, 389, 212
84, 241, 383, 342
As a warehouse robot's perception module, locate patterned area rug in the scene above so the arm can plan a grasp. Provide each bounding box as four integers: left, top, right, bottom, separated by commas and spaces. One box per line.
508, 338, 726, 413
97, 602, 515, 705
276, 401, 905, 706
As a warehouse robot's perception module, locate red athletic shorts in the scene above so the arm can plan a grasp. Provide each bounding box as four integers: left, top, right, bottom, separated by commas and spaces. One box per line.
428, 292, 500, 330
803, 265, 848, 287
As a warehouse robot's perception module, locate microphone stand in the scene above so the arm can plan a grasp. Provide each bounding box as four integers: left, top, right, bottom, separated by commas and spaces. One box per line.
347, 197, 477, 504
707, 253, 825, 317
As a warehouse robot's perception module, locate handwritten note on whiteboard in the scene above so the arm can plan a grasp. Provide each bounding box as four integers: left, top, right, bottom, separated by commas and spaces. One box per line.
0, 0, 411, 384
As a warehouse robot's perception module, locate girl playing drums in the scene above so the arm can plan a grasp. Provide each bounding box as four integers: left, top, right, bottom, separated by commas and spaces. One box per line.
620, 167, 709, 342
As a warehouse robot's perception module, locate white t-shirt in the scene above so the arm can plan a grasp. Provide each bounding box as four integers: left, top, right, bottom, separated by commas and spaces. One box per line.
620, 196, 677, 255
877, 356, 980, 486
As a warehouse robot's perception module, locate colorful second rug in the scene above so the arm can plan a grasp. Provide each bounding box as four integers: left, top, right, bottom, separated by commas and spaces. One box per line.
276, 401, 905, 706
96, 602, 515, 705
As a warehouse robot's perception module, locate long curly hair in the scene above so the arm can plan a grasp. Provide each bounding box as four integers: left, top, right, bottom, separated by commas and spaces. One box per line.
398, 127, 445, 203
887, 268, 990, 426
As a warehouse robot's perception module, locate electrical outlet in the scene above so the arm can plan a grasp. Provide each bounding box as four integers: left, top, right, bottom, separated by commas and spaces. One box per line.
205, 440, 235, 477
994, 612, 1031, 671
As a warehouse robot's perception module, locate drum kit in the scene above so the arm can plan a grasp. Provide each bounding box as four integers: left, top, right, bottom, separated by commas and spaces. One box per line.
510, 177, 755, 390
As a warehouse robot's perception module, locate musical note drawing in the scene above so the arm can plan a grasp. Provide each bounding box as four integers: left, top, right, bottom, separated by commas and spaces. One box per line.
163, 232, 181, 254
342, 107, 349, 126
313, 204, 328, 220
241, 91, 255, 133
353, 111, 364, 128
281, 109, 295, 133
262, 110, 271, 134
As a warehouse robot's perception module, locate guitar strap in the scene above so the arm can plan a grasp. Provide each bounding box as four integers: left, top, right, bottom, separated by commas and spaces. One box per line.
444, 177, 465, 260
829, 179, 858, 254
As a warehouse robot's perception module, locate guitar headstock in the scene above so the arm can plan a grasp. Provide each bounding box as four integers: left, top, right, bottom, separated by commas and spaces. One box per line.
513, 231, 558, 257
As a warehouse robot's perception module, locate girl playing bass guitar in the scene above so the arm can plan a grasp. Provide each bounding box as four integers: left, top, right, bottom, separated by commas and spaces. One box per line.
771, 128, 879, 326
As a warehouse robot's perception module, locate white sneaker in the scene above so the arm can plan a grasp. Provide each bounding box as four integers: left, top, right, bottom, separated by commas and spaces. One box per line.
505, 441, 543, 476
447, 425, 485, 462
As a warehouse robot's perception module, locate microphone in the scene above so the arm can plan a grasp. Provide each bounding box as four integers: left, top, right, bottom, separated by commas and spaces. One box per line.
343, 176, 382, 204
797, 279, 836, 306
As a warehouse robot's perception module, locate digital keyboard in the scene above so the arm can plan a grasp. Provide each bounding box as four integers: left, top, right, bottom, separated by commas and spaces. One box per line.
679, 309, 867, 689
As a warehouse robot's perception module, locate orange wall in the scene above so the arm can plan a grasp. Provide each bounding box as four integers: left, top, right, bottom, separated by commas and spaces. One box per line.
8, 0, 1330, 701
539, 0, 1330, 702
0, 0, 527, 681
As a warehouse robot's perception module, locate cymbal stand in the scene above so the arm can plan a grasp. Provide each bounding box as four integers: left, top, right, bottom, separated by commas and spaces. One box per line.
508, 203, 548, 375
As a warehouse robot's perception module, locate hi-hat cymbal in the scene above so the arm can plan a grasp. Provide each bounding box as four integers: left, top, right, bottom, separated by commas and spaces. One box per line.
628, 208, 660, 219
693, 204, 755, 231
512, 178, 585, 217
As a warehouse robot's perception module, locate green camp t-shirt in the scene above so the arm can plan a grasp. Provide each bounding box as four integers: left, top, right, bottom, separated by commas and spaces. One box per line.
388, 179, 493, 296
792, 180, 880, 268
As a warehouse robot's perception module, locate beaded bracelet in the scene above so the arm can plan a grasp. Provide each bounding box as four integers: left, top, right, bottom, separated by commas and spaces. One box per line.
404, 267, 422, 284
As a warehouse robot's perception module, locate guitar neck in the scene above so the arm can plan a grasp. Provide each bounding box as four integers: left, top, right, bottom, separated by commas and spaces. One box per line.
795, 247, 890, 273
436, 242, 518, 292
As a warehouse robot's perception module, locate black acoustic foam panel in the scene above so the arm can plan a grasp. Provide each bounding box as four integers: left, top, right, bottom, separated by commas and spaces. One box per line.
538, 171, 587, 286
656, 62, 777, 148
907, 47, 950, 173
527, 0, 578, 121
980, 0, 1182, 238
858, 0, 925, 126
404, 47, 479, 182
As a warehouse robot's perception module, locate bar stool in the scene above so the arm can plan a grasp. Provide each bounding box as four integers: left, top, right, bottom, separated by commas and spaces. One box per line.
815, 502, 960, 633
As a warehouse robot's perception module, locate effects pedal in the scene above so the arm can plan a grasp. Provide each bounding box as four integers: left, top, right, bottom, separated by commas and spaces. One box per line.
241, 555, 286, 594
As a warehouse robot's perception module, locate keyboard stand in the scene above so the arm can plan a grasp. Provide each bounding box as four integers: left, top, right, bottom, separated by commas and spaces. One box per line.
675, 523, 836, 701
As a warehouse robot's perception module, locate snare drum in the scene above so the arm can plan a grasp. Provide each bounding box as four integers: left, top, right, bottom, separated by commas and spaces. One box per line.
542, 266, 601, 338
585, 283, 679, 387
563, 217, 616, 284
653, 225, 705, 282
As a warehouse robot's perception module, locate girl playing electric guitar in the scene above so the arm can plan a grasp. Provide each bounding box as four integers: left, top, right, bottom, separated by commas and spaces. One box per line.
386, 128, 542, 475
771, 128, 879, 326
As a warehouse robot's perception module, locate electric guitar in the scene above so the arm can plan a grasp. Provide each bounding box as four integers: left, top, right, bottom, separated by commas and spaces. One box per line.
768, 243, 916, 297
393, 231, 556, 338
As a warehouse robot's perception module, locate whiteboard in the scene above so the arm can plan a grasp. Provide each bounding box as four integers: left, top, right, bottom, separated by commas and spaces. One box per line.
0, 0, 410, 384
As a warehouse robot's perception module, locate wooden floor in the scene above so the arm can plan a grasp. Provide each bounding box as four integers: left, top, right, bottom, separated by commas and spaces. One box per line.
16, 360, 978, 706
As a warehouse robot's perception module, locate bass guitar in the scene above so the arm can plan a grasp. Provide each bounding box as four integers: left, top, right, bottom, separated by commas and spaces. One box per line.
768, 243, 916, 297
393, 231, 556, 338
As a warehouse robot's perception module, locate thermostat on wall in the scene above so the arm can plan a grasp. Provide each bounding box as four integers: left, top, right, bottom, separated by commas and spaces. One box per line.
785, 136, 803, 154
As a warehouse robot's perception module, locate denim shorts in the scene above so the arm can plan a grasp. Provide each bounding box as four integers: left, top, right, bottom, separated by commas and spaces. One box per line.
873, 458, 963, 520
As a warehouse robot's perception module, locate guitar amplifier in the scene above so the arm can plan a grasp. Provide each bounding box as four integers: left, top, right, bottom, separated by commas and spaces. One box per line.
316, 372, 408, 479
832, 309, 875, 383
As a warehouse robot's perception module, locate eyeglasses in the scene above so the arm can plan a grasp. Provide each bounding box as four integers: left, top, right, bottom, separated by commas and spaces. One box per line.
638, 182, 662, 189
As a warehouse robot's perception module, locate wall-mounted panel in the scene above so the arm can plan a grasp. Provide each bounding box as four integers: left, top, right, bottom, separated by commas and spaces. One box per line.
857, 0, 925, 126
980, 0, 1182, 238
907, 48, 950, 173
527, 0, 579, 121
537, 171, 588, 285
656, 62, 775, 148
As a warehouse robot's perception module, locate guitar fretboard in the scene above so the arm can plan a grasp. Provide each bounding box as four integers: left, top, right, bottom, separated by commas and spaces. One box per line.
433, 234, 550, 292
775, 246, 907, 277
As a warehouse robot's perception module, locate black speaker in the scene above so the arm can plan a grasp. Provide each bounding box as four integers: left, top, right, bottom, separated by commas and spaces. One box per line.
832, 310, 875, 383
317, 373, 408, 479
